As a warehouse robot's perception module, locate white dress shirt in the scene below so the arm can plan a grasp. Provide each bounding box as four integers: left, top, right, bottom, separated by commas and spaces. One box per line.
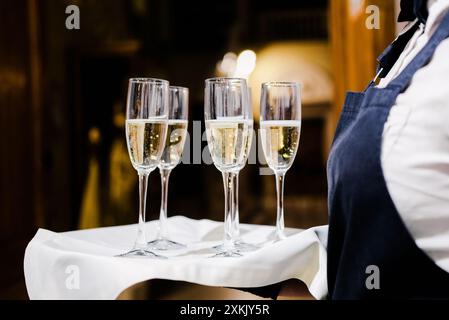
379, 0, 449, 272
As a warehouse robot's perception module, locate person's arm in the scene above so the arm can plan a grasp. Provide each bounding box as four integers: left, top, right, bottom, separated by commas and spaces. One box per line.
234, 283, 283, 300
278, 279, 315, 299
236, 279, 314, 300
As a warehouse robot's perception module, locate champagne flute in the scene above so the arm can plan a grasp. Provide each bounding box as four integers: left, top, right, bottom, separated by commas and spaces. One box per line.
148, 86, 189, 250
121, 78, 169, 258
214, 89, 258, 252
205, 77, 251, 257
260, 82, 301, 241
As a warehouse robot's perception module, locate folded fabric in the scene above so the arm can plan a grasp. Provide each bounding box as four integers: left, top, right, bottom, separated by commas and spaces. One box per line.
24, 216, 328, 300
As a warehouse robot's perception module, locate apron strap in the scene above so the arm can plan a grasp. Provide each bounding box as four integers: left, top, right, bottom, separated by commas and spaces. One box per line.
388, 9, 449, 92
364, 68, 384, 91
376, 21, 421, 80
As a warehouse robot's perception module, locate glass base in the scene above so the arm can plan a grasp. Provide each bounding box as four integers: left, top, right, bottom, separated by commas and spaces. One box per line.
116, 249, 167, 258
147, 238, 186, 251
276, 230, 287, 241
265, 229, 288, 243
210, 241, 244, 257
213, 241, 260, 253
211, 249, 242, 258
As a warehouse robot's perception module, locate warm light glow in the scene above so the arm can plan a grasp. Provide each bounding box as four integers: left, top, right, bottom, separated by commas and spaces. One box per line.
215, 50, 257, 78
248, 41, 333, 120
217, 52, 237, 76
234, 50, 257, 78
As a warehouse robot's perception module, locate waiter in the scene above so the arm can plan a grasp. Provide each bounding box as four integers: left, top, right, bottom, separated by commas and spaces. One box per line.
326, 0, 449, 299
250, 0, 449, 299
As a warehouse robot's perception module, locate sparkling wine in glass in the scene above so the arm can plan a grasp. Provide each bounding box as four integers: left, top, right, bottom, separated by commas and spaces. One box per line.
205, 77, 252, 257
148, 86, 189, 250
120, 78, 169, 258
260, 82, 301, 241
214, 89, 258, 252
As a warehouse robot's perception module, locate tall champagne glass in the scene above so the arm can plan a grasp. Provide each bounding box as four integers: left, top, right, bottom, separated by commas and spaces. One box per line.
121, 78, 169, 258
205, 78, 251, 257
148, 86, 189, 250
214, 89, 258, 252
260, 82, 301, 241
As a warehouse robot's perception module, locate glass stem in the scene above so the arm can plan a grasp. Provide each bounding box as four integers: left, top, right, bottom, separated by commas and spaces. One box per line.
222, 171, 236, 251
275, 172, 287, 240
231, 172, 241, 240
158, 168, 171, 240
135, 172, 149, 250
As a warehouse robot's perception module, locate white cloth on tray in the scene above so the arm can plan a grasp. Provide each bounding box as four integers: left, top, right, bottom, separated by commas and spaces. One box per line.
24, 216, 328, 300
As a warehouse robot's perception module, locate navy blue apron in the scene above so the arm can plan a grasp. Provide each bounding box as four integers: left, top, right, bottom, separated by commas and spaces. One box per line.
327, 11, 449, 299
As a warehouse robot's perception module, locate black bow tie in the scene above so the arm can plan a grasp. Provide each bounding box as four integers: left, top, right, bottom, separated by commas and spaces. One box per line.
398, 0, 429, 24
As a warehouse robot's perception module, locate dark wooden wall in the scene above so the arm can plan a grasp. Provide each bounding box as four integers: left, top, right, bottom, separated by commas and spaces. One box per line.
0, 0, 43, 298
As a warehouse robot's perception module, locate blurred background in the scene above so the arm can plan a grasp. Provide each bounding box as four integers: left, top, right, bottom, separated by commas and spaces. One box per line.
0, 0, 399, 299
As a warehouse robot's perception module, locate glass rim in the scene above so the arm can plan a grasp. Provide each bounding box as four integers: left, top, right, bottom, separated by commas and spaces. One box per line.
205, 77, 247, 84
169, 85, 189, 92
262, 81, 301, 88
129, 77, 169, 85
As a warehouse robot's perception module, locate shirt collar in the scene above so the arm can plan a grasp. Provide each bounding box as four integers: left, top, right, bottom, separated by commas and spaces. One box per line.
398, 0, 429, 24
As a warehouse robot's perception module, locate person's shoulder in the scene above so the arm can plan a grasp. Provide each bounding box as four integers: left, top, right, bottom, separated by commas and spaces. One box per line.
432, 36, 449, 67
410, 37, 449, 93
406, 36, 449, 133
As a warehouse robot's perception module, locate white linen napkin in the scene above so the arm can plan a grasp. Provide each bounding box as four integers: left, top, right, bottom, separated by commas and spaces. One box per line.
24, 216, 328, 300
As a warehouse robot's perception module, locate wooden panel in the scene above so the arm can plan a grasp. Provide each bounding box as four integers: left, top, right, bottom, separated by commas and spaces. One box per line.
329, 0, 395, 142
